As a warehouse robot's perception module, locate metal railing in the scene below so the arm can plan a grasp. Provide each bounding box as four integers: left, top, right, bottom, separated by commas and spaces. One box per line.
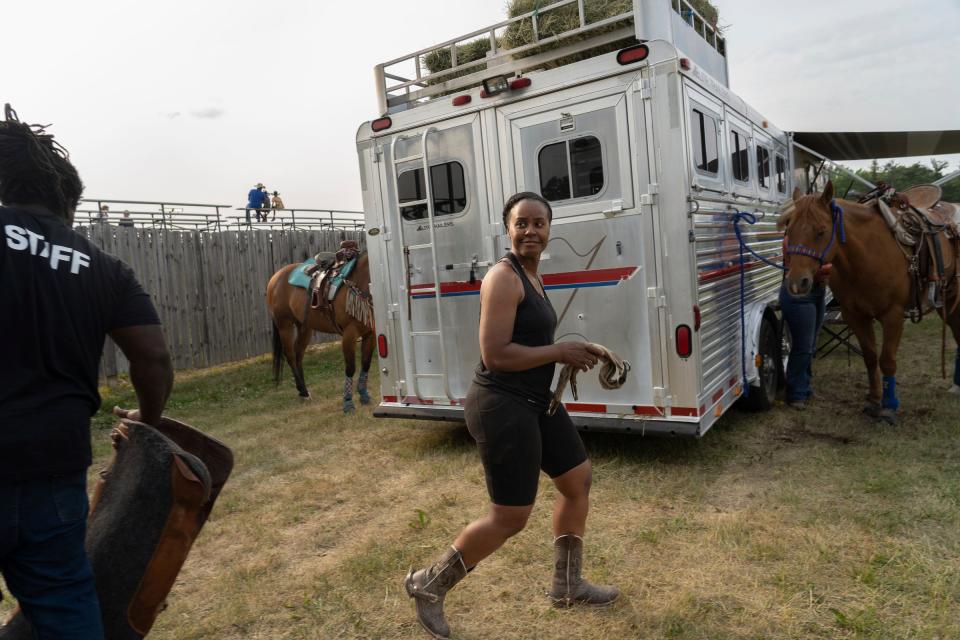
73, 198, 365, 232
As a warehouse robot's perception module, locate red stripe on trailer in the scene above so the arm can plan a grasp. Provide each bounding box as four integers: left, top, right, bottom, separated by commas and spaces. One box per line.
633, 405, 662, 416
699, 404, 706, 414
383, 395, 398, 402
542, 267, 635, 286
566, 402, 607, 413
672, 406, 699, 417
402, 396, 434, 405
712, 388, 723, 403
698, 254, 784, 283
728, 377, 738, 388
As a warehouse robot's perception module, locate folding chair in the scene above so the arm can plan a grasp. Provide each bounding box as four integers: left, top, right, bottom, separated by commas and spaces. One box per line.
817, 298, 862, 359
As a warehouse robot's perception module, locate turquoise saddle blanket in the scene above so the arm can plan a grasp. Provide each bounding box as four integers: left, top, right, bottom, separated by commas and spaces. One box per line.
287, 257, 357, 298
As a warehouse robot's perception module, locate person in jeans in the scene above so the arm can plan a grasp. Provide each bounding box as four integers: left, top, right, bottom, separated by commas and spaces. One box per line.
0, 105, 173, 639
403, 192, 618, 640
779, 234, 830, 409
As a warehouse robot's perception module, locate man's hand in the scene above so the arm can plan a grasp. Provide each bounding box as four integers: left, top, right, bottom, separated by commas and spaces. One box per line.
109, 325, 173, 426
113, 406, 141, 422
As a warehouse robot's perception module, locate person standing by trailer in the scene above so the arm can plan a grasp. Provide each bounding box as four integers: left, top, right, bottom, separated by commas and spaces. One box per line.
404, 192, 619, 640
0, 105, 174, 639
779, 188, 831, 410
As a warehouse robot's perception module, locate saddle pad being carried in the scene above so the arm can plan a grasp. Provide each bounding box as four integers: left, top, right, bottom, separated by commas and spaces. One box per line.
287, 259, 316, 289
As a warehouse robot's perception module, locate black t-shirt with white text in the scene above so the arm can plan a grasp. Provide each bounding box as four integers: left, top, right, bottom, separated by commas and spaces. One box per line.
0, 206, 161, 481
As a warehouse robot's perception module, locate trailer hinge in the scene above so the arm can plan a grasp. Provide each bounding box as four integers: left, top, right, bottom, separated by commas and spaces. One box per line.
387, 303, 400, 319
647, 287, 666, 308
639, 78, 652, 100
640, 182, 658, 208
688, 230, 696, 243
372, 147, 383, 163
653, 386, 670, 408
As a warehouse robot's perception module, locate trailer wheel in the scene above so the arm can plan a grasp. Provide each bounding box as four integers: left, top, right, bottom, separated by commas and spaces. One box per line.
742, 316, 781, 411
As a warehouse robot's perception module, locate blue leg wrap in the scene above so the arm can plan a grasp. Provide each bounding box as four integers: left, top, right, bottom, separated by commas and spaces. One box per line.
882, 375, 899, 411
358, 371, 371, 404
954, 348, 960, 387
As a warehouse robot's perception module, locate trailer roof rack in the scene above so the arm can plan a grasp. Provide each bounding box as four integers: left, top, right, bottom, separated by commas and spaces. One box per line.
373, 0, 727, 115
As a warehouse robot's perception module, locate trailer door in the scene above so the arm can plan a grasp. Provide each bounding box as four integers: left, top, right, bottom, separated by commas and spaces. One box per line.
378, 114, 494, 403
494, 89, 665, 416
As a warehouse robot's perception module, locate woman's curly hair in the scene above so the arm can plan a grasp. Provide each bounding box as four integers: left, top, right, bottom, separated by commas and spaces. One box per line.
0, 104, 83, 220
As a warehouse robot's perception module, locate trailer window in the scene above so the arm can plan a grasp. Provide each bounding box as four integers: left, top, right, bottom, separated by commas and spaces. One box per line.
756, 145, 771, 188
538, 136, 604, 202
690, 108, 719, 175
398, 161, 467, 221
775, 154, 787, 193
730, 129, 750, 183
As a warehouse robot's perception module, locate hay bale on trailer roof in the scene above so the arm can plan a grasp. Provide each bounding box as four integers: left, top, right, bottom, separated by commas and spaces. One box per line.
422, 0, 720, 79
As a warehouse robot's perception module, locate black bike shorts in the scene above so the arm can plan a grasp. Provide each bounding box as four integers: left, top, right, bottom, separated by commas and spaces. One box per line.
463, 382, 588, 507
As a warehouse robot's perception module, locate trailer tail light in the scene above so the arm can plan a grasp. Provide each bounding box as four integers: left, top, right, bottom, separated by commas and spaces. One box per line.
371, 117, 392, 132
679, 57, 691, 70
452, 95, 472, 106
377, 334, 388, 358
616, 44, 650, 65
693, 305, 701, 331
675, 325, 692, 358
509, 77, 531, 90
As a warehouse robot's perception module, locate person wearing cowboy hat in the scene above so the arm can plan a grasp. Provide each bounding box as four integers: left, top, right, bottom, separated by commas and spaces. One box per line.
246, 182, 268, 224
270, 191, 284, 222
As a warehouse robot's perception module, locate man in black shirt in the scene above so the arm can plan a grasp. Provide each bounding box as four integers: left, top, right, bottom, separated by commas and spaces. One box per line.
0, 106, 173, 638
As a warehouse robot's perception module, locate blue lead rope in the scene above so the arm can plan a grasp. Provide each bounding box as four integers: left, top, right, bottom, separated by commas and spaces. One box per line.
733, 210, 786, 398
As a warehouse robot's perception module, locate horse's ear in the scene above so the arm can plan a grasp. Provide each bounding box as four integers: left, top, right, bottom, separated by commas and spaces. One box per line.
792, 186, 802, 202
820, 180, 834, 205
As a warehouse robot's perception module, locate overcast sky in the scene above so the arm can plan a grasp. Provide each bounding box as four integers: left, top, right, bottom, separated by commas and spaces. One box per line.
4, 0, 958, 211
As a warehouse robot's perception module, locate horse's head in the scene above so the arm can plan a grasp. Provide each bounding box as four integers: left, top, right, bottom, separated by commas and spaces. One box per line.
778, 180, 844, 296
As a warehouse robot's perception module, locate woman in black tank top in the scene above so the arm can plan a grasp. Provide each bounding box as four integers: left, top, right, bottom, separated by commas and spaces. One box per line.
404, 193, 620, 639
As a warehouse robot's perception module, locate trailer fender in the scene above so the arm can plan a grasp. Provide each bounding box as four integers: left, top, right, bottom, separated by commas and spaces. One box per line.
742, 301, 778, 385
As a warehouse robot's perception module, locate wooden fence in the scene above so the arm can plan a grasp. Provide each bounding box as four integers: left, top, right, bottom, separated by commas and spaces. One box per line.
76, 225, 365, 376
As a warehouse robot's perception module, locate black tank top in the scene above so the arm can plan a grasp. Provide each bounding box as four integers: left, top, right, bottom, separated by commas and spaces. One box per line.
473, 252, 557, 411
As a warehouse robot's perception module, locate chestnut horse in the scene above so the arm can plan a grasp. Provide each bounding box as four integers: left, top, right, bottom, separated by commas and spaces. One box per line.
780, 181, 960, 423
266, 254, 375, 412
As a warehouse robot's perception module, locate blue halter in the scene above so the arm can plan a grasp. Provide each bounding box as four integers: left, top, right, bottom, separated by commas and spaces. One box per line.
786, 200, 846, 264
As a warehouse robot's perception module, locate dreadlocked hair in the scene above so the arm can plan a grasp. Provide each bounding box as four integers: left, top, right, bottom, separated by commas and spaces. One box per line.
0, 104, 83, 220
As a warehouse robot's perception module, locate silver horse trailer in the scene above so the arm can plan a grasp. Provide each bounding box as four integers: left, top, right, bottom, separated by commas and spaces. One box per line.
356, 0, 813, 436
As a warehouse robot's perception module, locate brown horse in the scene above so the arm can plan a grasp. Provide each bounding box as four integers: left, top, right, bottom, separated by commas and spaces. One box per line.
265, 254, 375, 412
780, 181, 960, 423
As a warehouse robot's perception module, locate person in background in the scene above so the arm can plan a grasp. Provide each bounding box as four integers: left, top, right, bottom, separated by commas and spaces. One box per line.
0, 104, 174, 639
270, 190, 284, 222
118, 210, 135, 228
257, 185, 271, 222
246, 182, 267, 224
97, 204, 109, 222
403, 192, 618, 640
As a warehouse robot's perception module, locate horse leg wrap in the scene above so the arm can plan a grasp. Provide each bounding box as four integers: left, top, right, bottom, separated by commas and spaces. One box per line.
343, 376, 355, 413
358, 371, 370, 405
882, 375, 900, 411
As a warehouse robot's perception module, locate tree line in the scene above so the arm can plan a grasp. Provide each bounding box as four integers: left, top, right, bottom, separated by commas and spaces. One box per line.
828, 159, 960, 202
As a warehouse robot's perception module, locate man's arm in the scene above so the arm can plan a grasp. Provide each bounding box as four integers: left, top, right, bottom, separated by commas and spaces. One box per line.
109, 324, 173, 426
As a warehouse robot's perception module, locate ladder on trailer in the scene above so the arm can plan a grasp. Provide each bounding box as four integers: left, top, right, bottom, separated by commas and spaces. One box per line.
388, 129, 456, 403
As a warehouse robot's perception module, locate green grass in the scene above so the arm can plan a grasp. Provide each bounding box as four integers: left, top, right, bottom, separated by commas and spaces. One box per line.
2, 321, 959, 639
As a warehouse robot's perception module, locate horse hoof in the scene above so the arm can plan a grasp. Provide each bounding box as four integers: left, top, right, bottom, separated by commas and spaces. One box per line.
359, 393, 371, 406
877, 408, 899, 425
948, 384, 960, 396
343, 402, 356, 414
299, 394, 312, 401
862, 401, 881, 417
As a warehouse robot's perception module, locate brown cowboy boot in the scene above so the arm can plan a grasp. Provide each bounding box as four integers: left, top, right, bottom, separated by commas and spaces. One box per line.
404, 546, 467, 639
549, 534, 620, 608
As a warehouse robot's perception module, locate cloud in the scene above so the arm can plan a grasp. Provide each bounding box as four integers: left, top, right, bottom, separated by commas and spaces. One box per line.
165, 112, 181, 119
190, 108, 225, 120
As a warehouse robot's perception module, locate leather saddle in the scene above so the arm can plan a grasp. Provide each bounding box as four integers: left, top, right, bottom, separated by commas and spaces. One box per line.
897, 184, 958, 228
306, 240, 360, 310
0, 418, 233, 640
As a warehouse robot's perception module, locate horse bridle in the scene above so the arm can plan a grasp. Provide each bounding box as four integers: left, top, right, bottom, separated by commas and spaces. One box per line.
786, 200, 846, 265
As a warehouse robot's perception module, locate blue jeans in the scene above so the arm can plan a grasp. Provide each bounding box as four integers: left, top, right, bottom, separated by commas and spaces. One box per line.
0, 473, 104, 639
779, 280, 826, 403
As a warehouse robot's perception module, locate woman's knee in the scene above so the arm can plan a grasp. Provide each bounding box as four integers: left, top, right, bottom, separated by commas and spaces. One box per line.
488, 504, 532, 537
554, 460, 592, 499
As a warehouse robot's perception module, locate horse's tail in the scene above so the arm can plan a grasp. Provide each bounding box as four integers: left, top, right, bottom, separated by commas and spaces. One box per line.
272, 322, 284, 386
